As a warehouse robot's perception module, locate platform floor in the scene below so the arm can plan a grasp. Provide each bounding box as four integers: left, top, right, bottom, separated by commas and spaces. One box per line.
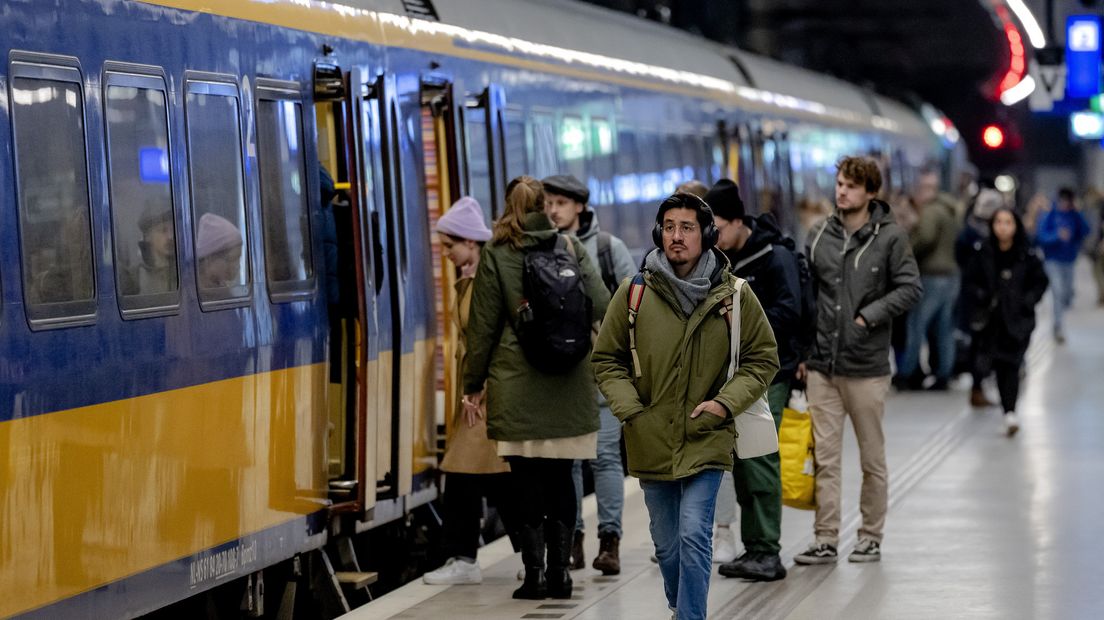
348, 263, 1104, 619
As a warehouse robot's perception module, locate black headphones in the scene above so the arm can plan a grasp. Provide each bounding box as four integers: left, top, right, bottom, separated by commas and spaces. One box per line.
652, 192, 719, 250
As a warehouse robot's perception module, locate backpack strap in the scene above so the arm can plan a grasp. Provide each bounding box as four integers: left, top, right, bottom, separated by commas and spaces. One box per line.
719, 279, 745, 381
596, 231, 618, 294
626, 272, 646, 378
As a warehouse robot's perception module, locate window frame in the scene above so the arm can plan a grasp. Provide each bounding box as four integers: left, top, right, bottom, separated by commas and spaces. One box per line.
102, 63, 182, 318
183, 71, 252, 311
254, 78, 316, 302
9, 52, 98, 330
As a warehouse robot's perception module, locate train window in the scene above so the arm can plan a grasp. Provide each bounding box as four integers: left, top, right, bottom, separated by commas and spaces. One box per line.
104, 70, 180, 315
463, 107, 494, 221
184, 77, 251, 306
560, 115, 587, 181
529, 112, 558, 180
256, 82, 314, 298
504, 107, 528, 181
10, 58, 96, 326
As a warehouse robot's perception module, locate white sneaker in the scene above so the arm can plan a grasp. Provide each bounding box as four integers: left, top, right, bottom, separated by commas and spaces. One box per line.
1004, 413, 1020, 437
712, 526, 737, 564
423, 557, 482, 585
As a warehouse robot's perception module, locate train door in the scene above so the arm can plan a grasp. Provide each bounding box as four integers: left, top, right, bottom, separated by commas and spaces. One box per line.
462, 84, 508, 220
419, 78, 466, 451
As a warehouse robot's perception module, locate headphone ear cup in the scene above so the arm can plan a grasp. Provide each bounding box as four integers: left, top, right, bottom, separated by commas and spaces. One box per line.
652, 222, 663, 247
703, 222, 718, 249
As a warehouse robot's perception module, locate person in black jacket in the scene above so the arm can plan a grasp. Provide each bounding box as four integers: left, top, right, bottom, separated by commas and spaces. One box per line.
706, 179, 801, 582
961, 208, 1048, 437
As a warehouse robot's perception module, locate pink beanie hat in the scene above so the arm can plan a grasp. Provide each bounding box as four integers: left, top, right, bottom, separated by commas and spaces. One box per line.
436, 197, 492, 242
196, 213, 243, 259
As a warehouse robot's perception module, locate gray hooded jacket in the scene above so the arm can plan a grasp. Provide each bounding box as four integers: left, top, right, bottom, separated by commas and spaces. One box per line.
805, 200, 922, 377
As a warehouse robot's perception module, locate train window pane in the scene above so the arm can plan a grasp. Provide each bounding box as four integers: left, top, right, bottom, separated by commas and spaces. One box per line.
464, 111, 493, 221
11, 76, 95, 312
530, 114, 558, 180
105, 85, 179, 302
505, 109, 527, 181
185, 89, 250, 302
257, 98, 314, 292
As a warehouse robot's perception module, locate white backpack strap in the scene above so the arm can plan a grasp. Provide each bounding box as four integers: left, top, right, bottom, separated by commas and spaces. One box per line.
727, 279, 744, 381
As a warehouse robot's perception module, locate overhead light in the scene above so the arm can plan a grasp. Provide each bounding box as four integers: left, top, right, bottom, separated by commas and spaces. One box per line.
1005, 0, 1047, 49
1000, 75, 1036, 105
994, 175, 1017, 192
1070, 111, 1104, 139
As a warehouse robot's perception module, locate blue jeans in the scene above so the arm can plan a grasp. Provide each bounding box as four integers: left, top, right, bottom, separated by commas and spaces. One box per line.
1045, 260, 1075, 334
573, 405, 624, 537
899, 274, 959, 380
641, 469, 723, 620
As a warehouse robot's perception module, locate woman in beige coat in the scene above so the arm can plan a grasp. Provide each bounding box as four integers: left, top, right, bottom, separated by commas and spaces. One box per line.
423, 197, 515, 586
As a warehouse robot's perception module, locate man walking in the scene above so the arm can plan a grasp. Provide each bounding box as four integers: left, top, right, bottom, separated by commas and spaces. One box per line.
1036, 188, 1090, 343
795, 157, 921, 565
542, 174, 635, 574
707, 179, 803, 582
594, 193, 778, 620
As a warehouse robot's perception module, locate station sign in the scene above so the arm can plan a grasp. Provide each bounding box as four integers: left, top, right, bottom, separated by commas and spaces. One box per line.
1066, 15, 1102, 99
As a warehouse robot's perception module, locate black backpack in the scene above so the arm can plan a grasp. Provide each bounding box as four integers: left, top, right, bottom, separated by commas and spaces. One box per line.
595, 231, 619, 295
794, 250, 818, 358
515, 235, 594, 374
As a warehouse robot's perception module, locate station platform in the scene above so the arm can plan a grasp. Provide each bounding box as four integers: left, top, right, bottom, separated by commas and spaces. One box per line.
346, 263, 1104, 619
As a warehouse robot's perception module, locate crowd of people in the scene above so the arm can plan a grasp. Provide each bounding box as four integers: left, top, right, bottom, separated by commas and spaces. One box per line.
416, 156, 1098, 619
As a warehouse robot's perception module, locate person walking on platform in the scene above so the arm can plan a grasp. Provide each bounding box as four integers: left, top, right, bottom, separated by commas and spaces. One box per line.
542, 174, 635, 575
961, 208, 1048, 437
707, 179, 803, 582
463, 177, 610, 600
955, 188, 1003, 408
423, 197, 516, 586
1035, 188, 1090, 344
794, 157, 921, 565
594, 193, 778, 620
896, 170, 961, 391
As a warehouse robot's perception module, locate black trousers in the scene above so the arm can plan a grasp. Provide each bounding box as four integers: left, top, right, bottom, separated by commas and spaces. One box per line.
506, 457, 577, 529
442, 472, 514, 561
992, 359, 1022, 414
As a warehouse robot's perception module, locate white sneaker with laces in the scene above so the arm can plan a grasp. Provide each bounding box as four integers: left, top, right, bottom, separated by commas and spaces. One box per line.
423, 557, 482, 585
712, 526, 738, 564
1004, 412, 1020, 437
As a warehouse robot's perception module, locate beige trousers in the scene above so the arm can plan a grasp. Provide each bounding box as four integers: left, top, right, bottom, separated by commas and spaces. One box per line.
807, 370, 891, 546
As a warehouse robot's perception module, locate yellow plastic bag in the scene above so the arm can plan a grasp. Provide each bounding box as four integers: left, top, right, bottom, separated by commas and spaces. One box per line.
779, 403, 816, 510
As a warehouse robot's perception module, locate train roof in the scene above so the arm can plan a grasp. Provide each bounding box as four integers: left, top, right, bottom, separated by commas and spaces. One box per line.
140, 0, 938, 139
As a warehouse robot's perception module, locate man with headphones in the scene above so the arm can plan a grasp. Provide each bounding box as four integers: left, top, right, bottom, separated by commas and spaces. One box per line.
593, 193, 779, 620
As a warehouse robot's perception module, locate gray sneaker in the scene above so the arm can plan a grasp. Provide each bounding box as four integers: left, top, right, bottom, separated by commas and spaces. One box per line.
794, 542, 837, 565
848, 538, 881, 563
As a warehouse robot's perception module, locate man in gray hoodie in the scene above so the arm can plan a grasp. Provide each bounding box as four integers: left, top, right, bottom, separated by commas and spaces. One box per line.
543, 174, 635, 574
794, 157, 921, 566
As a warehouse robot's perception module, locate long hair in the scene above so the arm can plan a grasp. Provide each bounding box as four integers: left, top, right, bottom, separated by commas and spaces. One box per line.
492, 176, 545, 249
988, 207, 1029, 251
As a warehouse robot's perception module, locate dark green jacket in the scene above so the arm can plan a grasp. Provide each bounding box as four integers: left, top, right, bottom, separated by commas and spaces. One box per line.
463, 213, 611, 442
592, 249, 779, 481
910, 194, 961, 276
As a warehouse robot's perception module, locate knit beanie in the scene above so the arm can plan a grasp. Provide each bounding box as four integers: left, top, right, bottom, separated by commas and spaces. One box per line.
704, 179, 746, 221
437, 196, 492, 242
196, 213, 243, 259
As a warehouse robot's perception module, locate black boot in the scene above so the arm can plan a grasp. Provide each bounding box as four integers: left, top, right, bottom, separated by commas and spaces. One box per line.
718, 552, 787, 581
544, 520, 574, 599
513, 524, 547, 600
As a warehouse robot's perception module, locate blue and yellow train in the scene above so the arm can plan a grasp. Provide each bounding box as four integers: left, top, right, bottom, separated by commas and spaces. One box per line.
0, 0, 965, 617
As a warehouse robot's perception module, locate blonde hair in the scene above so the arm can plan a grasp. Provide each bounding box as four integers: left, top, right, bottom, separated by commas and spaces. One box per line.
492, 176, 545, 249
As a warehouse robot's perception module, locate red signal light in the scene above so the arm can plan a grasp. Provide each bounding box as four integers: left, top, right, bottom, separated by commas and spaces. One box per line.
982, 125, 1006, 149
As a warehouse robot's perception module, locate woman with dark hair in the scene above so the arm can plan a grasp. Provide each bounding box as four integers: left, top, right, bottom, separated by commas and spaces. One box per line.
961, 208, 1048, 436
462, 176, 610, 600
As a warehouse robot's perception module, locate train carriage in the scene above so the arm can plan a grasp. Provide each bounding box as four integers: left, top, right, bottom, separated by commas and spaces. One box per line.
0, 1, 961, 617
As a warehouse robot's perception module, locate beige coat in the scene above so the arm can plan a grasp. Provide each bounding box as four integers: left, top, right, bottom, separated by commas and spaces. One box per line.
440, 277, 510, 474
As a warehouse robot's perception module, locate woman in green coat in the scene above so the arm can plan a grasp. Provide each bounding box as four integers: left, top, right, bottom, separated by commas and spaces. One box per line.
463, 176, 610, 600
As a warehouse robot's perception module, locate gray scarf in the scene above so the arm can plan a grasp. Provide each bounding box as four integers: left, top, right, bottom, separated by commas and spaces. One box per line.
645, 248, 717, 317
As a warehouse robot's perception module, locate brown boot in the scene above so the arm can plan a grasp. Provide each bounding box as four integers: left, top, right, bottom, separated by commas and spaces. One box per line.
970, 387, 994, 408
570, 530, 585, 570
592, 533, 620, 575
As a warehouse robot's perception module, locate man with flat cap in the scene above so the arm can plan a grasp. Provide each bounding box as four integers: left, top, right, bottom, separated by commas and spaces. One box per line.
124, 204, 178, 295
542, 173, 635, 575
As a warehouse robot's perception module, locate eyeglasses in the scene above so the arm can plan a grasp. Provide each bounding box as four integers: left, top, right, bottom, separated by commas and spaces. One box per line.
662, 222, 699, 236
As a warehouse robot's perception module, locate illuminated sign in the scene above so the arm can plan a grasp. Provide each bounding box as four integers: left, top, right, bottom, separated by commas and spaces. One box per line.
139, 147, 170, 183
1070, 111, 1104, 139
1066, 16, 1102, 99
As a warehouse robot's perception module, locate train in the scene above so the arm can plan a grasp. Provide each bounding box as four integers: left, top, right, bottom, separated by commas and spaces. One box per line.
0, 0, 966, 617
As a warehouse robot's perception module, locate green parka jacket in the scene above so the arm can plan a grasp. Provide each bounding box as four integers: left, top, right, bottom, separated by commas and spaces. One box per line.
463, 212, 611, 442
592, 249, 779, 481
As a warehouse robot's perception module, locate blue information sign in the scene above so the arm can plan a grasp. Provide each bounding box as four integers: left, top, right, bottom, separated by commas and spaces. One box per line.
1066, 15, 1102, 99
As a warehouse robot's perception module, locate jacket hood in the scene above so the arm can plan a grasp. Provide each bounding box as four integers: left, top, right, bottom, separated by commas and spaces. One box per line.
575, 210, 601, 242
730, 213, 789, 263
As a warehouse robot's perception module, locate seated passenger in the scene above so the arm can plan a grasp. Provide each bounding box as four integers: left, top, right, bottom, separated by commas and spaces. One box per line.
196, 213, 244, 290
124, 205, 176, 295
